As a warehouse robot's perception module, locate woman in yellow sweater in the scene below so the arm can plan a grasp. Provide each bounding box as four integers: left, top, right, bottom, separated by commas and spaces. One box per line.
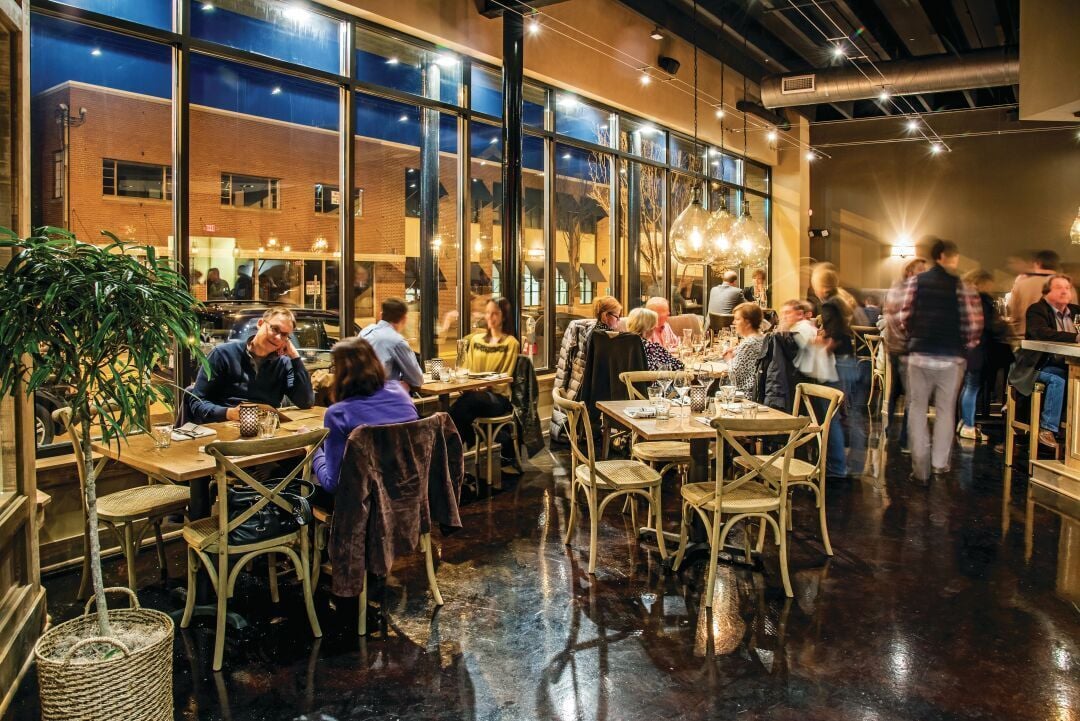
450, 297, 519, 453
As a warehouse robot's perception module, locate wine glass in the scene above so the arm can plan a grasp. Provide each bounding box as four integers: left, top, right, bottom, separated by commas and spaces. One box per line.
673, 373, 691, 416
658, 365, 674, 399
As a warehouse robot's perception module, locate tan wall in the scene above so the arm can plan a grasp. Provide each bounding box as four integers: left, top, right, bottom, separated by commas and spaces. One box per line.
809, 108, 1080, 293
771, 117, 810, 305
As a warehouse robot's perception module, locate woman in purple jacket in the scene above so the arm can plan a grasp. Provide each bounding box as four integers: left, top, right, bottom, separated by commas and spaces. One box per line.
311, 337, 418, 508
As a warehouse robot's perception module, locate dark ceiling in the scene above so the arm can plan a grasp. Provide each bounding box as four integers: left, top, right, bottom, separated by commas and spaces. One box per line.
617, 0, 1021, 121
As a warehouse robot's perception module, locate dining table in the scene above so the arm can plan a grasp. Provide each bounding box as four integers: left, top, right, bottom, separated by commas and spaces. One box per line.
90, 406, 328, 609
418, 373, 512, 412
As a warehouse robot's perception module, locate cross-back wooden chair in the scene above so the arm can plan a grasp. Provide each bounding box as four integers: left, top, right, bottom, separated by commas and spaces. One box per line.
180, 428, 327, 671
618, 370, 694, 481
673, 415, 810, 601
553, 388, 667, 574
54, 407, 190, 598
863, 334, 887, 412
734, 383, 843, 556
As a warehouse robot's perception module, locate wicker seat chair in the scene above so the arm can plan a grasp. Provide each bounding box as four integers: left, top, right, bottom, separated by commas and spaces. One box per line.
180, 429, 327, 671
553, 388, 667, 574
54, 407, 190, 598
673, 415, 810, 600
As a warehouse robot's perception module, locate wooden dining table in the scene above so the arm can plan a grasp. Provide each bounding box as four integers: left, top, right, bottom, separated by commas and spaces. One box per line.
91, 407, 328, 608
418, 374, 512, 412
596, 399, 798, 484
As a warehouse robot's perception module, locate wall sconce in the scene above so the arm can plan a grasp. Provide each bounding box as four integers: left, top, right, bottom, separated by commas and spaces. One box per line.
890, 245, 915, 258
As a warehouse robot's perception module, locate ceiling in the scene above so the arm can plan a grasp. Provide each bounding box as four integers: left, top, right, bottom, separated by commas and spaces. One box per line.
617, 0, 1021, 121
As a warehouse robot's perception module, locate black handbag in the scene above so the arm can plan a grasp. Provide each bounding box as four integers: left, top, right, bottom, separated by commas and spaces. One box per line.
225, 479, 314, 545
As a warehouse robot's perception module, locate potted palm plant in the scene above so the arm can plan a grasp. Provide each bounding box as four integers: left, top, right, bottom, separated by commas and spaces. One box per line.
0, 227, 207, 721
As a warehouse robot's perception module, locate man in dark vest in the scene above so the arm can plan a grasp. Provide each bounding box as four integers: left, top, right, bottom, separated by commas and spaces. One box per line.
897, 239, 983, 484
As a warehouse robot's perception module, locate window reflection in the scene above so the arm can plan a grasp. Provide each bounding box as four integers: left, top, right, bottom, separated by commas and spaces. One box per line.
555, 144, 610, 333
355, 25, 460, 106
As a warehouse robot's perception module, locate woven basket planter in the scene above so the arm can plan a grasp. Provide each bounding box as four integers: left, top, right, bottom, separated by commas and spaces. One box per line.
34, 588, 173, 721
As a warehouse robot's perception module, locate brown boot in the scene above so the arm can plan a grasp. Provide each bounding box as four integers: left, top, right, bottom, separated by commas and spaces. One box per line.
1037, 430, 1059, 451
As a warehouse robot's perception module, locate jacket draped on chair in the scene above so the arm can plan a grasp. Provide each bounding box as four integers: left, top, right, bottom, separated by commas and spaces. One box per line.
329, 412, 464, 596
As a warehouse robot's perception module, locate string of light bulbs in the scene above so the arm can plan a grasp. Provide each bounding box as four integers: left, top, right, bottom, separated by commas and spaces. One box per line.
485, 0, 819, 157
812, 124, 1080, 149
785, 0, 952, 152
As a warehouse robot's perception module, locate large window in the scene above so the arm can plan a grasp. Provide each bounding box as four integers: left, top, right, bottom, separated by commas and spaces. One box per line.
30, 0, 771, 424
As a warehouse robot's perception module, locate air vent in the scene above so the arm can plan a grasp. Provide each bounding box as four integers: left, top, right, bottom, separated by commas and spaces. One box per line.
781, 74, 816, 95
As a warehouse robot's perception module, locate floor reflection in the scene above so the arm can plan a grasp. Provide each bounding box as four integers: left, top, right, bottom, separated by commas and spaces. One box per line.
8, 421, 1080, 721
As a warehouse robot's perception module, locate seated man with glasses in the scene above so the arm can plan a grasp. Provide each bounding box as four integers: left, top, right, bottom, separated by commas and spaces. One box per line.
187, 307, 315, 424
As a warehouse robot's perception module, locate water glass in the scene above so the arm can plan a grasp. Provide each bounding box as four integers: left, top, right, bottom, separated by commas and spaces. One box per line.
720, 385, 737, 404
742, 403, 760, 420
151, 423, 173, 449
258, 411, 279, 439
654, 398, 671, 420
647, 382, 662, 405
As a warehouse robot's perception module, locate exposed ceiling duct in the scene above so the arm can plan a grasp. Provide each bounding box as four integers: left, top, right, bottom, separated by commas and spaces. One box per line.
760, 47, 1019, 109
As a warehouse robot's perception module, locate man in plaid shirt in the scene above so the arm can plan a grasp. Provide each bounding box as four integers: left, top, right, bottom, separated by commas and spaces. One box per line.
897, 239, 983, 484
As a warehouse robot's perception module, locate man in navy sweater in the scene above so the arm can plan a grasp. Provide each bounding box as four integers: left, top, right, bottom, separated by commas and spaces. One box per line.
187, 307, 314, 424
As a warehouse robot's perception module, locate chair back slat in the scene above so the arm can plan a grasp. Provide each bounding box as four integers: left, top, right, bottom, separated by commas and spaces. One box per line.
711, 416, 810, 504
618, 370, 687, 401
202, 428, 328, 548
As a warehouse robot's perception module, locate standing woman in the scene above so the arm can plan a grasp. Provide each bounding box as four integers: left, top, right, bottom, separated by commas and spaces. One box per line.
812, 264, 867, 478
450, 297, 520, 451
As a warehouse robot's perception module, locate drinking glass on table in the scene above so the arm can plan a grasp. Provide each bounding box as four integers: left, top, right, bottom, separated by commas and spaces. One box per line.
673, 373, 691, 416
151, 423, 172, 449
647, 382, 662, 406
258, 410, 279, 439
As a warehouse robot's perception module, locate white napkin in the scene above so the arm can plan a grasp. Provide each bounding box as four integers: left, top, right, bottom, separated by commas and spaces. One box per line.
171, 423, 216, 441
625, 406, 657, 418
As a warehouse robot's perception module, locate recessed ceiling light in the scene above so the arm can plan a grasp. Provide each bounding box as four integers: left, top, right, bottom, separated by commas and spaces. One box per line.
489, 137, 498, 144
386, 57, 399, 65
562, 152, 572, 159
399, 114, 408, 122
201, 2, 214, 10
90, 48, 102, 56
271, 86, 282, 95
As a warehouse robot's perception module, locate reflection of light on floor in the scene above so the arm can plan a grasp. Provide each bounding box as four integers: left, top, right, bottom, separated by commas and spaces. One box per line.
1053, 677, 1077, 721
693, 567, 744, 656
1052, 645, 1072, 672
888, 638, 911, 689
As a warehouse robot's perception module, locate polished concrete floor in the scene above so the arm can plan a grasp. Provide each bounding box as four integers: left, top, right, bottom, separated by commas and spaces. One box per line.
7, 420, 1079, 721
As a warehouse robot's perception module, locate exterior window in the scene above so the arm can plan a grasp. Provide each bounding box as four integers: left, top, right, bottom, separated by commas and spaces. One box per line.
53, 152, 63, 198
579, 267, 594, 304
102, 159, 171, 200
314, 184, 362, 215
523, 266, 541, 306
221, 173, 280, 209
555, 273, 568, 305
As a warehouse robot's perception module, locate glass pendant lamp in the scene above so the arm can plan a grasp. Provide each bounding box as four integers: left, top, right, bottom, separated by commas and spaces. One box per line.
731, 200, 771, 267
669, 0, 716, 266
1071, 205, 1080, 245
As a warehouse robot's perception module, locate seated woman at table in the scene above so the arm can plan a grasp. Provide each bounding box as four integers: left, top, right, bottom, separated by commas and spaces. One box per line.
723, 302, 766, 397
450, 297, 519, 458
310, 337, 418, 508
625, 307, 683, 371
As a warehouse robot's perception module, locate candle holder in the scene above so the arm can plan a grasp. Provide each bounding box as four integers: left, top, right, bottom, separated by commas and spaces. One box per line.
238, 402, 260, 438
690, 385, 708, 413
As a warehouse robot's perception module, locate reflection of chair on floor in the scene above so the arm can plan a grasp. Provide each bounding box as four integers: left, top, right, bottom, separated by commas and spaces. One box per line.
181, 429, 327, 671
54, 407, 190, 597
554, 388, 667, 574
674, 416, 810, 600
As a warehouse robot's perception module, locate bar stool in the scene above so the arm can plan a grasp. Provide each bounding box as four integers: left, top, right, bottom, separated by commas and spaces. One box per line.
472, 414, 520, 490
1005, 382, 1044, 473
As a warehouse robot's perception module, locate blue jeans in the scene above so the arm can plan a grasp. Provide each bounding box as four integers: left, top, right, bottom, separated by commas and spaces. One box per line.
825, 356, 869, 477
959, 370, 981, 428
1038, 366, 1067, 433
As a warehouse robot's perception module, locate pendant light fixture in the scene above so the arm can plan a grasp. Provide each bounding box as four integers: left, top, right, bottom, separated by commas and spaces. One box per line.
669, 0, 714, 266
1071, 205, 1080, 246
730, 65, 771, 270
706, 49, 736, 269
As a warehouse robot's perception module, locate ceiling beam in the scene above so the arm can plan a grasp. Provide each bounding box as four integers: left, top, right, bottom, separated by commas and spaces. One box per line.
615, 0, 769, 81
833, 0, 910, 60
918, 0, 971, 55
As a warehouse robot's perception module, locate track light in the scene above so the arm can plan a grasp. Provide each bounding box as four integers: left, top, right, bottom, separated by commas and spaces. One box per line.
527, 18, 540, 35
878, 88, 890, 102
767, 130, 778, 143
805, 150, 816, 161
906, 118, 919, 132
650, 26, 664, 40
930, 142, 943, 154
832, 45, 845, 58
639, 71, 651, 85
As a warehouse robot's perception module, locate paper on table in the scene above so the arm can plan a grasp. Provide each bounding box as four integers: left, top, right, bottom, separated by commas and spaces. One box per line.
624, 406, 657, 418
171, 423, 216, 441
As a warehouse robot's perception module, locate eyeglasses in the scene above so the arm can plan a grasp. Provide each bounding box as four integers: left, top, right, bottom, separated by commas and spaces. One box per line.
266, 324, 293, 337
